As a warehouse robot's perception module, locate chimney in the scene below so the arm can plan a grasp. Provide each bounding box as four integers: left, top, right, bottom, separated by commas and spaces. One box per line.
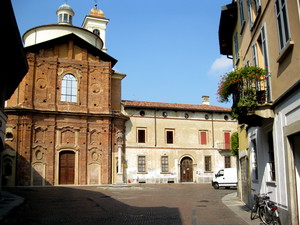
202, 96, 210, 105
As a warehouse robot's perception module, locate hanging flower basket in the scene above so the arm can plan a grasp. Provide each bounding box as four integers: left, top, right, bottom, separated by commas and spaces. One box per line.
217, 66, 267, 118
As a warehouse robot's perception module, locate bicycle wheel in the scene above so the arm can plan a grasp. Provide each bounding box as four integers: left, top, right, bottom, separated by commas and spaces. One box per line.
259, 206, 271, 225
270, 216, 281, 225
250, 204, 258, 220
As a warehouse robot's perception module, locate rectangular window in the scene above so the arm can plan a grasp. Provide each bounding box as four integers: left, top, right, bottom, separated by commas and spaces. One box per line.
63, 14, 68, 23
252, 139, 259, 180
61, 74, 77, 103
248, 0, 261, 29
268, 132, 276, 181
205, 156, 212, 172
166, 130, 174, 144
199, 131, 207, 145
234, 32, 239, 62
247, 0, 254, 27
275, 0, 290, 50
161, 156, 169, 173
254, 0, 261, 12
252, 43, 258, 67
225, 156, 231, 168
239, 0, 245, 27
58, 14, 62, 23
260, 25, 269, 70
224, 132, 231, 149
137, 128, 146, 143
246, 60, 250, 67
258, 25, 272, 102
138, 156, 146, 172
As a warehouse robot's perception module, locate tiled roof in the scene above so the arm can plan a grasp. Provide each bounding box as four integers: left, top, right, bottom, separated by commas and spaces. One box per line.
122, 100, 231, 112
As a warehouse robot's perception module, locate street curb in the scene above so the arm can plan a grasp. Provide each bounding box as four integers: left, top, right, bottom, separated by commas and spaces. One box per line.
222, 192, 261, 225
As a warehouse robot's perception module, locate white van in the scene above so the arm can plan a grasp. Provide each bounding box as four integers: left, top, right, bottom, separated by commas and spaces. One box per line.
211, 168, 237, 189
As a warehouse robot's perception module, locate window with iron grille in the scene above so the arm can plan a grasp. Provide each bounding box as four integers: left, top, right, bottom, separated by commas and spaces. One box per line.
205, 156, 211, 172
275, 0, 290, 50
137, 128, 146, 143
138, 156, 146, 173
61, 74, 77, 102
161, 156, 169, 172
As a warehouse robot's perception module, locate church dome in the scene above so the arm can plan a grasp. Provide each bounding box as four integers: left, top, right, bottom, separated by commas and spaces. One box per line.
89, 8, 105, 18
57, 3, 74, 13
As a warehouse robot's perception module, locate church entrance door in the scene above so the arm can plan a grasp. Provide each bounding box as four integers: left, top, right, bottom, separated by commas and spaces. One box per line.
59, 151, 75, 184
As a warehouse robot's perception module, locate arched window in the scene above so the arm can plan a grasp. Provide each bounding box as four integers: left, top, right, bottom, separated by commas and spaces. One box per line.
93, 29, 100, 36
61, 74, 77, 102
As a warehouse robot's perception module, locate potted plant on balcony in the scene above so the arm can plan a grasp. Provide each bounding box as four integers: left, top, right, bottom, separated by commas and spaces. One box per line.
217, 66, 267, 118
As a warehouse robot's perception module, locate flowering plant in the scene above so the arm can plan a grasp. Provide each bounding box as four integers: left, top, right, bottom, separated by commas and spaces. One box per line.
217, 66, 267, 118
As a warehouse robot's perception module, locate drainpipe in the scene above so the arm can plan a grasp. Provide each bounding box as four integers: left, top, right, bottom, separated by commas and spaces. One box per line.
212, 112, 215, 148
154, 109, 157, 147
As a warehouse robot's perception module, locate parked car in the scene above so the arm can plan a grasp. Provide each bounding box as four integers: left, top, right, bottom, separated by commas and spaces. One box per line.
211, 168, 237, 189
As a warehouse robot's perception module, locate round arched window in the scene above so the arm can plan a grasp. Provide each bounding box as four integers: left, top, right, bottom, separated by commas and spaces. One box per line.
93, 29, 100, 36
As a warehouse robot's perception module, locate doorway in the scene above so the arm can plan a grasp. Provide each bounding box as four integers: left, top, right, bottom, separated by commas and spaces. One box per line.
59, 151, 75, 184
180, 157, 193, 182
290, 133, 300, 224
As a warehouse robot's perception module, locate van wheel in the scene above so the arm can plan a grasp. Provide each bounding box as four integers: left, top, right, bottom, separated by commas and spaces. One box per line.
213, 183, 219, 189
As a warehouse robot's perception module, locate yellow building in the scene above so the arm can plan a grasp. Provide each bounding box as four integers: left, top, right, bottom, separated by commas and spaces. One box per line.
219, 1, 300, 224
122, 98, 237, 184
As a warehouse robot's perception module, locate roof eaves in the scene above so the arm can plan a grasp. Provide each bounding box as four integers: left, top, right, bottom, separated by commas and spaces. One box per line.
24, 32, 118, 67
218, 2, 238, 56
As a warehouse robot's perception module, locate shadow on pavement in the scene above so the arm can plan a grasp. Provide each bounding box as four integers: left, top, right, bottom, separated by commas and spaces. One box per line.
2, 186, 182, 225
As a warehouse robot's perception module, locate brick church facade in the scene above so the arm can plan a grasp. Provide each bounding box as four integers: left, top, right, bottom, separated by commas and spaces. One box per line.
3, 4, 127, 186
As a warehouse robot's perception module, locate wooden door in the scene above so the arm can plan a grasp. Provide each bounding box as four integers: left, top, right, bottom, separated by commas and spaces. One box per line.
181, 157, 193, 182
59, 151, 75, 184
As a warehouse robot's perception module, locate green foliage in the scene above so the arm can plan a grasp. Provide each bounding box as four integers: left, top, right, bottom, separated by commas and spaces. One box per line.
230, 132, 239, 156
217, 66, 267, 118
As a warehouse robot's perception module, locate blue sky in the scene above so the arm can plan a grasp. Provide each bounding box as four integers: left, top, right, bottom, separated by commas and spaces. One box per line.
12, 0, 233, 107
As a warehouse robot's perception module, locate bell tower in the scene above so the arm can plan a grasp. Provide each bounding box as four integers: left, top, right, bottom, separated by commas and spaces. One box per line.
82, 2, 109, 52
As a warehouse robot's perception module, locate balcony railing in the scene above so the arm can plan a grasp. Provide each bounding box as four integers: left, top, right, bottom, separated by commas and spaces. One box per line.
216, 142, 230, 150
233, 73, 271, 106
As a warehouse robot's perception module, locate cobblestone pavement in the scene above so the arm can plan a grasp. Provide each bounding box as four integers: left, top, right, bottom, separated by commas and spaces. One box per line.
1, 184, 259, 225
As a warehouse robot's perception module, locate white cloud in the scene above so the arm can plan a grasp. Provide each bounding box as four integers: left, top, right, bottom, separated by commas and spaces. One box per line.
209, 56, 233, 75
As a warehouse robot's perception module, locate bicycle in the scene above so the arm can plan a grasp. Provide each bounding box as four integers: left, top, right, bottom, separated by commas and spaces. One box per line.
250, 189, 270, 220
259, 198, 281, 225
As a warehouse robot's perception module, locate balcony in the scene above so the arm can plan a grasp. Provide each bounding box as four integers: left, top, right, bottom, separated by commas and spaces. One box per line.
216, 142, 231, 151
217, 67, 274, 125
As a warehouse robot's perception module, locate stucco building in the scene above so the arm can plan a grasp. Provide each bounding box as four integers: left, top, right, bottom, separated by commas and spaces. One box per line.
122, 98, 237, 184
219, 0, 300, 224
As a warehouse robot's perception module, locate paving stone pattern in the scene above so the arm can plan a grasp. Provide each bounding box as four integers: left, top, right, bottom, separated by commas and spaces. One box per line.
2, 184, 256, 225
